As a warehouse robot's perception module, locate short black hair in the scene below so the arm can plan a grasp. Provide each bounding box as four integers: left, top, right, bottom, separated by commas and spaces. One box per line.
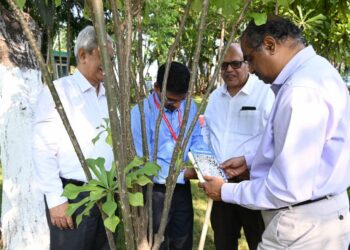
156, 61, 190, 94
241, 15, 304, 49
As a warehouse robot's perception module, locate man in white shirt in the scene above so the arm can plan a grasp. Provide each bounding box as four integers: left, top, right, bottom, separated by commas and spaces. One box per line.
203, 43, 274, 250
201, 15, 350, 250
33, 26, 114, 250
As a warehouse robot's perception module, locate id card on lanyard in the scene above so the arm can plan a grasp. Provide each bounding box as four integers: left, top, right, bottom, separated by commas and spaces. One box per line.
153, 93, 182, 141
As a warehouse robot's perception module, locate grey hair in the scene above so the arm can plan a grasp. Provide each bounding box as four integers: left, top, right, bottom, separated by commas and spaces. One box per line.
74, 25, 114, 62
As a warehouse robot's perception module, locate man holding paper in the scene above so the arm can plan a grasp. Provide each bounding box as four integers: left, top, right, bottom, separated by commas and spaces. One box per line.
202, 43, 274, 250
201, 16, 350, 250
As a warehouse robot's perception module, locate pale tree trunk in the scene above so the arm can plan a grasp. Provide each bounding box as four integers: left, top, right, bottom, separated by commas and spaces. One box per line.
0, 4, 49, 250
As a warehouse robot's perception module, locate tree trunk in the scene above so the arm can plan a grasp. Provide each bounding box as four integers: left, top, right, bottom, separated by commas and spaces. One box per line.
0, 5, 49, 249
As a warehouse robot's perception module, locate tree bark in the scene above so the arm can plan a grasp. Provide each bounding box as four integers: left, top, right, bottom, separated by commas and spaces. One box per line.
0, 4, 49, 249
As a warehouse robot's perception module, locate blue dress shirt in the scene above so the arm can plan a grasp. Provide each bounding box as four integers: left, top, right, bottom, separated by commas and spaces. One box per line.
131, 93, 207, 184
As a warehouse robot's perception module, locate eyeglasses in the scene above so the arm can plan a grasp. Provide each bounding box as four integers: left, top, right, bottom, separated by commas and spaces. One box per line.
221, 61, 246, 71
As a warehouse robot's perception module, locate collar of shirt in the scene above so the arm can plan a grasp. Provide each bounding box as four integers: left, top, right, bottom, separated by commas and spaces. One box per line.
219, 73, 256, 97
272, 46, 316, 92
73, 70, 106, 98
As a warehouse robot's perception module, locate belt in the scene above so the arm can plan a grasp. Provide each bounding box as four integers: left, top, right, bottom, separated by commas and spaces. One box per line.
269, 195, 331, 211
60, 177, 86, 187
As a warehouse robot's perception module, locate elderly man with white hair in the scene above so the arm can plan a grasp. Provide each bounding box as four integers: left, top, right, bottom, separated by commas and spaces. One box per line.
33, 26, 114, 250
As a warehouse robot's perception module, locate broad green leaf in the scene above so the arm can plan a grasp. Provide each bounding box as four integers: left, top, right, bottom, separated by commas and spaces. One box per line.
55, 0, 61, 7
102, 200, 118, 217
103, 214, 120, 232
107, 162, 117, 187
66, 196, 90, 216
106, 133, 112, 146
63, 184, 86, 199
95, 157, 109, 186
124, 156, 145, 174
90, 189, 106, 201
82, 201, 95, 216
136, 176, 152, 186
87, 158, 104, 182
87, 179, 105, 187
141, 162, 161, 176
128, 192, 144, 207
15, 0, 26, 9
249, 13, 267, 26
63, 183, 105, 200
126, 175, 132, 188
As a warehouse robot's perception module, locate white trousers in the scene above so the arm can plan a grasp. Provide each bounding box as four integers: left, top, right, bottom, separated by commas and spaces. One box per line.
258, 192, 350, 250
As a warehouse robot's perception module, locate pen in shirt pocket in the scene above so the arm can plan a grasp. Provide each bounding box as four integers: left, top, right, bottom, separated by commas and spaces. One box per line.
241, 106, 256, 111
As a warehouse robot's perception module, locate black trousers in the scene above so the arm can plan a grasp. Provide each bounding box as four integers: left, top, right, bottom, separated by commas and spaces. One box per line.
210, 201, 265, 250
45, 178, 110, 250
152, 182, 193, 250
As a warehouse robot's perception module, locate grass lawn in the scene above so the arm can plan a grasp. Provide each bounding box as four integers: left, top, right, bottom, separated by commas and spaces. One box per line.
191, 180, 249, 250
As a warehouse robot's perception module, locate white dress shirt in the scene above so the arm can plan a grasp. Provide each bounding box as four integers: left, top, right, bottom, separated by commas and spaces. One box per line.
222, 46, 350, 209
204, 74, 275, 166
32, 70, 113, 209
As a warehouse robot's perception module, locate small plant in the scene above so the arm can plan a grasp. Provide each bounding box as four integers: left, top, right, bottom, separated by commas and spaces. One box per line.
62, 119, 160, 232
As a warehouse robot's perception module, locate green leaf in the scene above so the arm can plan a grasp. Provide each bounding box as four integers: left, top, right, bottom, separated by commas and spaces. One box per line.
249, 13, 267, 26
66, 196, 90, 216
107, 162, 117, 187
87, 179, 105, 187
92, 131, 104, 144
135, 176, 152, 186
55, 0, 61, 7
126, 175, 132, 188
140, 162, 161, 176
95, 158, 109, 187
76, 213, 84, 227
126, 172, 139, 188
62, 184, 87, 199
128, 192, 144, 207
124, 156, 145, 174
87, 158, 104, 182
82, 202, 94, 216
89, 189, 105, 201
277, 0, 290, 8
15, 0, 26, 9
103, 214, 120, 232
106, 133, 112, 146
102, 200, 118, 217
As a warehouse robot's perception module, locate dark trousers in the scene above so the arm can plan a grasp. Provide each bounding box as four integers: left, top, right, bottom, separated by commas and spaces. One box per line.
44, 179, 110, 250
210, 201, 264, 250
152, 182, 193, 250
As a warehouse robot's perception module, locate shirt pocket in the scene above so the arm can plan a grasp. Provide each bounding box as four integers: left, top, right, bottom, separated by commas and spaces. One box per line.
234, 110, 261, 135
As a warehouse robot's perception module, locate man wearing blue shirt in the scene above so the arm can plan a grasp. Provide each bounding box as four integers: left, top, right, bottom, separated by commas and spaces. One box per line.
131, 61, 205, 250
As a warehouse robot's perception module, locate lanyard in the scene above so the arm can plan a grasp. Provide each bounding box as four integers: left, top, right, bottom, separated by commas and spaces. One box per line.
153, 93, 182, 141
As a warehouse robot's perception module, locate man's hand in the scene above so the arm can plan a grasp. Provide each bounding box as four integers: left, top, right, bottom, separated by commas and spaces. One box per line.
49, 202, 74, 230
198, 176, 225, 201
221, 156, 249, 180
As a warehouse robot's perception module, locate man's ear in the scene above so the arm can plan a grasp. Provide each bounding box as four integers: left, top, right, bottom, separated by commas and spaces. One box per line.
262, 36, 276, 55
78, 48, 86, 64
